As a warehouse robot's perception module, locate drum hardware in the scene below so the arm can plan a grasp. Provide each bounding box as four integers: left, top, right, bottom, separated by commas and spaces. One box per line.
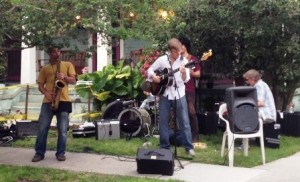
150, 96, 159, 136
118, 108, 151, 140
102, 99, 135, 120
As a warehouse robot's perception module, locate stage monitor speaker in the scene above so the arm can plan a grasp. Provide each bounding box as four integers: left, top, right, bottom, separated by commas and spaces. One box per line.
225, 86, 259, 134
136, 148, 174, 176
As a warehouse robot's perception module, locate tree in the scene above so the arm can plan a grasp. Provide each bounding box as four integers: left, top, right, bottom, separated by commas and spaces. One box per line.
0, 0, 184, 51
0, 0, 185, 83
169, 0, 300, 110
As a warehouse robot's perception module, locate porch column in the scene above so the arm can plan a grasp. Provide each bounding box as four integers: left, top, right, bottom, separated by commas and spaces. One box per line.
119, 39, 124, 59
21, 46, 37, 84
87, 35, 93, 73
96, 34, 111, 71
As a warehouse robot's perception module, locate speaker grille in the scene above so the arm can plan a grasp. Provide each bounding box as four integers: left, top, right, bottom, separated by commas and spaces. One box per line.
225, 86, 259, 134
232, 104, 259, 134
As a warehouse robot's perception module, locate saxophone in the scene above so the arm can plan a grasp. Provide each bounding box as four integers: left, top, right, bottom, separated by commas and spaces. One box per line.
52, 61, 66, 111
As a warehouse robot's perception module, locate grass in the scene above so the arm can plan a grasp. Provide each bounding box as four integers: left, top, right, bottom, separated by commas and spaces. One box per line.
3, 128, 300, 182
9, 129, 300, 168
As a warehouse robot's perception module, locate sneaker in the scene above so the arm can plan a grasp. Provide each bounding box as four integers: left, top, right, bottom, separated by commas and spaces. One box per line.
32, 155, 44, 162
56, 154, 66, 161
187, 149, 196, 157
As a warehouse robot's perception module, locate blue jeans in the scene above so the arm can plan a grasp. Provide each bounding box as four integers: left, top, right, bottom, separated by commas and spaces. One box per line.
34, 103, 70, 157
159, 95, 193, 151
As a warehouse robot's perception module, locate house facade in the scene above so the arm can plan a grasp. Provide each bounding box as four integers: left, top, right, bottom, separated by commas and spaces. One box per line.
6, 34, 151, 85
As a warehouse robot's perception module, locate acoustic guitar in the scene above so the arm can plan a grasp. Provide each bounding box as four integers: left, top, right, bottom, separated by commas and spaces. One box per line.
150, 49, 213, 95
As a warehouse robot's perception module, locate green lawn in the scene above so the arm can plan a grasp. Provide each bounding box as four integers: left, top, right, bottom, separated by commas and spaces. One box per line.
10, 129, 300, 168
2, 128, 300, 182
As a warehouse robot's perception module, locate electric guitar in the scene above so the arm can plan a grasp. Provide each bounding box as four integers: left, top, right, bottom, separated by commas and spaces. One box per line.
150, 49, 213, 95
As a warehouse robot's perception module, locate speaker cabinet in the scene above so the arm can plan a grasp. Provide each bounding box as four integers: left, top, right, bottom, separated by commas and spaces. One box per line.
136, 148, 174, 176
264, 122, 280, 148
225, 86, 259, 134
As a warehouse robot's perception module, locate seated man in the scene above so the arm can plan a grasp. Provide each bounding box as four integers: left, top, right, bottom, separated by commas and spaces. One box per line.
241, 69, 277, 149
243, 69, 276, 123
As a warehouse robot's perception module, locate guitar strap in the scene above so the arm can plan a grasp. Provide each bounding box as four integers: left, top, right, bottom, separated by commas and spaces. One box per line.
167, 54, 174, 83
166, 54, 173, 77
167, 54, 179, 91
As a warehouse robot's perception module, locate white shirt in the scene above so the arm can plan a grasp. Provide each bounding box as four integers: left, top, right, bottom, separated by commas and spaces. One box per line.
255, 79, 277, 122
147, 54, 190, 100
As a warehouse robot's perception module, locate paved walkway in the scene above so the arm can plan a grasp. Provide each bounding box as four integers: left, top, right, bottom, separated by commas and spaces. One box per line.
0, 147, 299, 182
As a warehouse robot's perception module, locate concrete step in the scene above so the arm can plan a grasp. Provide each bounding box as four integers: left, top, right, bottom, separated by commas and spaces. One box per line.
12, 101, 42, 107
10, 105, 41, 114
18, 93, 90, 103
1, 84, 95, 124
19, 93, 43, 103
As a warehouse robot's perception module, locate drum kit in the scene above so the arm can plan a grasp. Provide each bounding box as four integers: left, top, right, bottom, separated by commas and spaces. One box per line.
102, 98, 159, 139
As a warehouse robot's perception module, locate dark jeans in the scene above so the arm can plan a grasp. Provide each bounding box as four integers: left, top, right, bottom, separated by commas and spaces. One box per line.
159, 95, 193, 151
186, 92, 200, 142
34, 103, 70, 157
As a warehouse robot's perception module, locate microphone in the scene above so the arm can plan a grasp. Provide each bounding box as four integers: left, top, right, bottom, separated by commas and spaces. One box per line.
122, 100, 135, 106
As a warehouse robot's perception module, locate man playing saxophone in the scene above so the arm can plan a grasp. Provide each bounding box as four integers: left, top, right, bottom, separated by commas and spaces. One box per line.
32, 46, 76, 162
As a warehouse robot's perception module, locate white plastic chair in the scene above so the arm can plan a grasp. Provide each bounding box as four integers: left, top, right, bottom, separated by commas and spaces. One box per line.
218, 103, 265, 167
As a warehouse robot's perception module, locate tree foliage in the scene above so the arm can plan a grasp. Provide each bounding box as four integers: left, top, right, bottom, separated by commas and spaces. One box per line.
1, 0, 300, 110
0, 0, 185, 51
170, 0, 300, 110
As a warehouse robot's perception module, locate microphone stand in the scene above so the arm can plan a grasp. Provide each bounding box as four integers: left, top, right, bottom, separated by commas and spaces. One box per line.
168, 55, 184, 169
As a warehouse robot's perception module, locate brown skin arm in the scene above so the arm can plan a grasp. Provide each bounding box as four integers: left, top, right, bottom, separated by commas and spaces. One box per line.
56, 73, 77, 84
38, 83, 54, 102
190, 69, 200, 78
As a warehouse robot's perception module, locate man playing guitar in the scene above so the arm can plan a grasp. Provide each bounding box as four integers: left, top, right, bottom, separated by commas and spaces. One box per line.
147, 38, 196, 157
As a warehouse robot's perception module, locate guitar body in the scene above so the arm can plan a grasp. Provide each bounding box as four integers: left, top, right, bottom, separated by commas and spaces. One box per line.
151, 68, 173, 95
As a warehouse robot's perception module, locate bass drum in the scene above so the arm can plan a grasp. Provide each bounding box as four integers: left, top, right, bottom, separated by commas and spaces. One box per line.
118, 108, 151, 137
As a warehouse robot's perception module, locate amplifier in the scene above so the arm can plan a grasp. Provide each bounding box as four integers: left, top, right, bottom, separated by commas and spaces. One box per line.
95, 119, 120, 140
16, 120, 39, 136
136, 148, 174, 176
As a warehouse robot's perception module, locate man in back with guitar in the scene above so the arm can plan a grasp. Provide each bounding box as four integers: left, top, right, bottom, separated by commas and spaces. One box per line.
147, 38, 196, 156
178, 36, 201, 143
